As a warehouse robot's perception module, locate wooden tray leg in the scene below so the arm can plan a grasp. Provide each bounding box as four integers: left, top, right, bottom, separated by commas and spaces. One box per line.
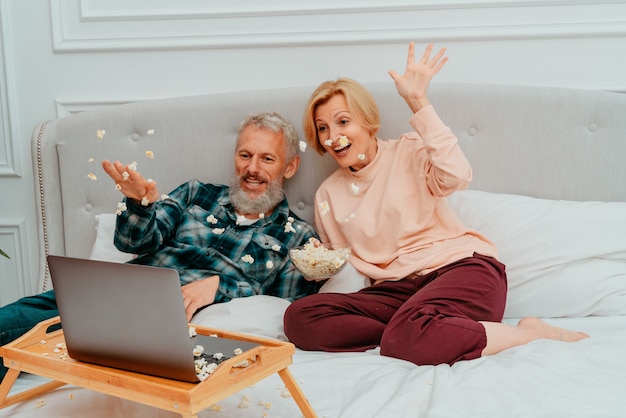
0, 368, 67, 410
277, 367, 317, 418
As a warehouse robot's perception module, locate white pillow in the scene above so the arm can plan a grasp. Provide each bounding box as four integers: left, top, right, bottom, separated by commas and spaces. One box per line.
447, 190, 626, 318
190, 295, 291, 341
88, 213, 135, 263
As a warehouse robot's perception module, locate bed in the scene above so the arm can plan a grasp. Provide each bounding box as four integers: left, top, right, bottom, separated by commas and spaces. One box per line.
3, 82, 626, 417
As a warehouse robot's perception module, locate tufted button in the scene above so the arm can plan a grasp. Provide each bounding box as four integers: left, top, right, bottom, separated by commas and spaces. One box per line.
588, 122, 598, 132
467, 127, 478, 136
296, 201, 306, 210
85, 203, 93, 212
131, 132, 140, 141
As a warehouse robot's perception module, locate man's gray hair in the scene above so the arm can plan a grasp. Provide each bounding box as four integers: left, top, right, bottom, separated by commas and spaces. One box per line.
238, 112, 299, 162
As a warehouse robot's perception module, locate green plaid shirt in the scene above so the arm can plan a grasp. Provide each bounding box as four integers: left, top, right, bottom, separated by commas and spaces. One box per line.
114, 179, 321, 303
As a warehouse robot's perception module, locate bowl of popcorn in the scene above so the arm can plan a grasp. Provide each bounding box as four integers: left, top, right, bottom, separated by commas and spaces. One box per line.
289, 241, 350, 279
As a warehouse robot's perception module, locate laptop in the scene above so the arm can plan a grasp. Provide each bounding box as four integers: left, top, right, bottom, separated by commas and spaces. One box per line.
47, 255, 259, 383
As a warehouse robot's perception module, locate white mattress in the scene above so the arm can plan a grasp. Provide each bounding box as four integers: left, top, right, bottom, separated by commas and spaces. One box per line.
3, 297, 626, 418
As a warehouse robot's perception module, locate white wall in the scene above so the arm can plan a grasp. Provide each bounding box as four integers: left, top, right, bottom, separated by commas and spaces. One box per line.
1, 0, 625, 305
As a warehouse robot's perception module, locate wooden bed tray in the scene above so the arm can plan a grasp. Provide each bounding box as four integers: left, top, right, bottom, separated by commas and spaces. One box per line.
0, 317, 316, 417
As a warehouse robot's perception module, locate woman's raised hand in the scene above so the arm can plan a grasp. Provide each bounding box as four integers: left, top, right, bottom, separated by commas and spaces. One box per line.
388, 42, 448, 113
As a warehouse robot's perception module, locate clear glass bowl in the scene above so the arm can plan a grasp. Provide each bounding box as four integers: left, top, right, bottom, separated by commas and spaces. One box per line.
289, 242, 350, 279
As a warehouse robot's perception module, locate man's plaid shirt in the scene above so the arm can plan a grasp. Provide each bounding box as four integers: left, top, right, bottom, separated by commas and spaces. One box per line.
114, 179, 321, 303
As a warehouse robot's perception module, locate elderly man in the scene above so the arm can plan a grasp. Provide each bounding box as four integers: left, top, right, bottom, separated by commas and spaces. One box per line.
0, 112, 320, 381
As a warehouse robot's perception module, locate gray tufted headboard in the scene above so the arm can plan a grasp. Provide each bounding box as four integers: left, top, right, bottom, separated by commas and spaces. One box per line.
32, 82, 626, 291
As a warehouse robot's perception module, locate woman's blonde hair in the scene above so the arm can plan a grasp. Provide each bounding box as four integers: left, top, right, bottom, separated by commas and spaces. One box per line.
303, 78, 380, 155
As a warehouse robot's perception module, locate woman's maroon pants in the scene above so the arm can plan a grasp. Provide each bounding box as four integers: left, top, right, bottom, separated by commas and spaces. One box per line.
284, 254, 507, 366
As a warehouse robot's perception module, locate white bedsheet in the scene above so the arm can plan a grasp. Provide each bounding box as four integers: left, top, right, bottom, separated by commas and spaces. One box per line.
2, 297, 626, 418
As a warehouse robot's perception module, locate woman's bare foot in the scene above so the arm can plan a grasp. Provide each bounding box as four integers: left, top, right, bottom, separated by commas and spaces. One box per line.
481, 317, 590, 356
517, 317, 590, 342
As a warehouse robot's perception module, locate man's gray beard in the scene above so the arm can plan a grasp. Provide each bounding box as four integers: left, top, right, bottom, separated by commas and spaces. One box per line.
229, 177, 285, 215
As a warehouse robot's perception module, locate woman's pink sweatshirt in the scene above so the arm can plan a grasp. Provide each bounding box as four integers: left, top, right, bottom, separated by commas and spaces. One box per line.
314, 105, 497, 283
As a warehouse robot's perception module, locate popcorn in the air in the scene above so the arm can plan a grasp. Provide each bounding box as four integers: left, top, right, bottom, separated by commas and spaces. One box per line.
188, 326, 197, 337
266, 260, 274, 269
147, 129, 155, 135
241, 254, 254, 264
115, 183, 121, 190
212, 228, 225, 235
87, 173, 97, 181
271, 244, 281, 252
207, 215, 218, 224
299, 141, 307, 152
209, 404, 222, 411
141, 196, 150, 206
88, 157, 94, 163
145, 150, 154, 159
116, 201, 127, 215
128, 161, 138, 171
351, 182, 360, 195
339, 135, 349, 147
258, 213, 265, 219
357, 153, 365, 160
96, 129, 106, 140
122, 171, 130, 180
324, 139, 333, 146
236, 214, 247, 225
318, 200, 330, 216
160, 194, 170, 201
